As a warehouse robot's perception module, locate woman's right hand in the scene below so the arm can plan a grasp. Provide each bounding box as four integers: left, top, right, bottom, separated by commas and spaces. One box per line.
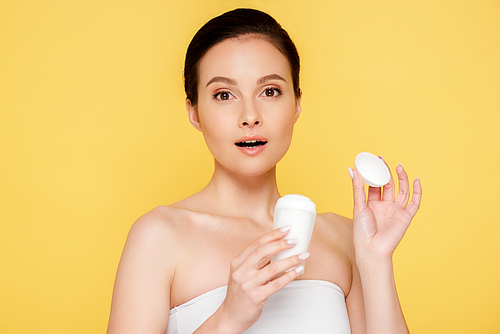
216, 226, 308, 333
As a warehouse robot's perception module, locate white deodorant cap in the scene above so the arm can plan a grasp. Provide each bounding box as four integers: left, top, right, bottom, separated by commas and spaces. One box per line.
275, 194, 316, 212
354, 152, 390, 187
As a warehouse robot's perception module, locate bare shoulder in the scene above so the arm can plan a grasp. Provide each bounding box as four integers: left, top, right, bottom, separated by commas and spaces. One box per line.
130, 205, 185, 242
317, 212, 352, 231
116, 204, 198, 291
108, 205, 191, 333
117, 205, 190, 283
316, 212, 353, 239
126, 205, 191, 263
127, 206, 173, 247
315, 212, 355, 259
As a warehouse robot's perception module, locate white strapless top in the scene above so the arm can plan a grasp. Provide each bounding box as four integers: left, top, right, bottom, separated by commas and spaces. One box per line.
166, 280, 351, 334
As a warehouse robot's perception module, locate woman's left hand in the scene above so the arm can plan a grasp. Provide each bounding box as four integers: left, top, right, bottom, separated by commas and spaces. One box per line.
349, 157, 422, 261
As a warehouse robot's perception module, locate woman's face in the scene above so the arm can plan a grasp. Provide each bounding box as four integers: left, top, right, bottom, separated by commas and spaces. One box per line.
187, 35, 301, 177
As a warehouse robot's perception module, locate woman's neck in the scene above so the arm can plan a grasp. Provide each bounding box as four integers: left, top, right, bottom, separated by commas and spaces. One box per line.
194, 160, 281, 225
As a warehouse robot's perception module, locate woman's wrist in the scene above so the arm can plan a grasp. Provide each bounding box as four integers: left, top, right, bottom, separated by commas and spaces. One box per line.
355, 250, 393, 274
354, 251, 409, 334
193, 303, 243, 334
212, 303, 246, 334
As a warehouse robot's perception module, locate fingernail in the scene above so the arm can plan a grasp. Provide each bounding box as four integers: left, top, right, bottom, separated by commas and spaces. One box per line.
294, 266, 304, 274
348, 166, 353, 179
279, 225, 291, 233
298, 252, 310, 260
397, 163, 403, 168
378, 155, 384, 160
286, 239, 298, 245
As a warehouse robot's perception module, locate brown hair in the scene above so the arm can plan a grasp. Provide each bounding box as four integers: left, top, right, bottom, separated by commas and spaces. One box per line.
184, 8, 300, 105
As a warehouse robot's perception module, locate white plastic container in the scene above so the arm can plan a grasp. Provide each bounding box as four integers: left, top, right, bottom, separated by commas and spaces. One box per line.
355, 152, 390, 187
271, 194, 316, 270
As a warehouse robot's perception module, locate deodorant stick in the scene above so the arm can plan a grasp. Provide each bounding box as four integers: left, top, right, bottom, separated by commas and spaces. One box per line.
271, 194, 317, 270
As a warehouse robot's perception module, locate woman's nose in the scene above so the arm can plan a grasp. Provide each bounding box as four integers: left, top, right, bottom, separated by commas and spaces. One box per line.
239, 102, 262, 128
241, 118, 260, 127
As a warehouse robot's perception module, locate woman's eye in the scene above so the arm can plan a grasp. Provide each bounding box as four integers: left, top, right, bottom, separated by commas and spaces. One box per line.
213, 91, 234, 101
262, 88, 282, 98
220, 92, 230, 100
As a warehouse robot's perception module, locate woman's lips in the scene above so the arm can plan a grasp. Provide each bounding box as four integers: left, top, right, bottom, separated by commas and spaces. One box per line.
235, 135, 268, 156
236, 144, 267, 155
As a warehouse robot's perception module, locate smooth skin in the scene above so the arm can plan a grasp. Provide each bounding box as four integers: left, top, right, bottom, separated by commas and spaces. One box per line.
350, 160, 421, 333
107, 35, 421, 334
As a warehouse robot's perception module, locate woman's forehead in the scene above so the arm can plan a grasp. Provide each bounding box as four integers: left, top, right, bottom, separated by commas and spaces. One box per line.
198, 36, 292, 86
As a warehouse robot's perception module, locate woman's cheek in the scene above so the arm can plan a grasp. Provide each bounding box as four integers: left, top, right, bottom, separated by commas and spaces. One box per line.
202, 120, 233, 157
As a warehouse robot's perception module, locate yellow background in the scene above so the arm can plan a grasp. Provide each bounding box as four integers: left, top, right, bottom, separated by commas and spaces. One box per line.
1, 0, 499, 333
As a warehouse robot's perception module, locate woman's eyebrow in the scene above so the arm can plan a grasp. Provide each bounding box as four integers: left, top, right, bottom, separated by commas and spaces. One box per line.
206, 76, 237, 87
257, 74, 286, 84
205, 74, 286, 87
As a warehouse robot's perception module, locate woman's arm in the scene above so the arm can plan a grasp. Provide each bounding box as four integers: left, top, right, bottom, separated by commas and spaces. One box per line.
349, 159, 422, 334
356, 255, 408, 333
107, 212, 177, 334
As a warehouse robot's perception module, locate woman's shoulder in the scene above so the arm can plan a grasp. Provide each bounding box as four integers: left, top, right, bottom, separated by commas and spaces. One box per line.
314, 211, 354, 256
317, 211, 352, 224
128, 202, 218, 247
123, 206, 190, 255
316, 212, 353, 237
109, 205, 194, 329
129, 204, 196, 239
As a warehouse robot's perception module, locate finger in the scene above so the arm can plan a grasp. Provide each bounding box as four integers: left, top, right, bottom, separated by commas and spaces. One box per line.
245, 238, 298, 271
258, 252, 309, 282
256, 238, 299, 269
260, 264, 304, 297
232, 226, 290, 268
350, 168, 368, 213
395, 163, 410, 207
367, 186, 381, 202
406, 177, 422, 217
380, 156, 395, 202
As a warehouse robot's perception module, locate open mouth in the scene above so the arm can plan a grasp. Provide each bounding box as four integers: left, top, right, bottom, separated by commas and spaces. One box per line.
235, 140, 268, 148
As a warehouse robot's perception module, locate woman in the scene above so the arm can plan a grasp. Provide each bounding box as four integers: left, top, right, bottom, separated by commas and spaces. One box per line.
107, 8, 422, 334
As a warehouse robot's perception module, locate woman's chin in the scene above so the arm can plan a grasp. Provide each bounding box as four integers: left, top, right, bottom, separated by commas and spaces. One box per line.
214, 159, 278, 178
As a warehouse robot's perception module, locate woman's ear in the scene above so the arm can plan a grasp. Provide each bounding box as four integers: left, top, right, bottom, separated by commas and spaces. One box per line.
294, 89, 302, 123
186, 99, 202, 131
